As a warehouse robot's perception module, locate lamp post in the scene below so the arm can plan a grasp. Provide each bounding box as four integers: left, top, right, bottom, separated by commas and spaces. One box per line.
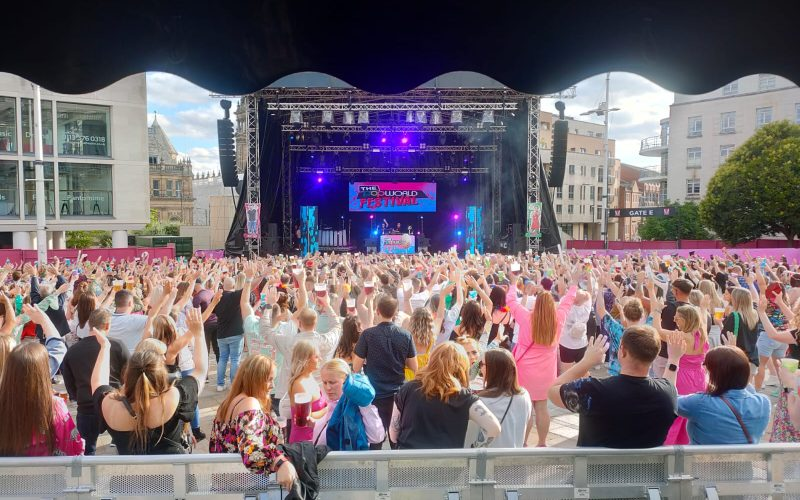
581, 73, 619, 248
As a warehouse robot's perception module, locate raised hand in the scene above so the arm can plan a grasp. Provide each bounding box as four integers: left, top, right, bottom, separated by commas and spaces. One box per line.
186, 307, 204, 334
583, 334, 609, 367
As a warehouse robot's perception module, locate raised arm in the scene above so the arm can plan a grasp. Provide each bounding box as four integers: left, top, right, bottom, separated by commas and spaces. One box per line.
0, 293, 16, 336
24, 303, 67, 377
758, 297, 796, 344
505, 278, 531, 325
187, 307, 209, 394
89, 328, 111, 394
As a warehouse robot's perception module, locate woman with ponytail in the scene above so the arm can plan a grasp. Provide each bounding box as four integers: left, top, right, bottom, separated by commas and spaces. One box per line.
91, 307, 208, 454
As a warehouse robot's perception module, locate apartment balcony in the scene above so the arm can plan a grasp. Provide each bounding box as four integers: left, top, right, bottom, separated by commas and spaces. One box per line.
639, 136, 668, 157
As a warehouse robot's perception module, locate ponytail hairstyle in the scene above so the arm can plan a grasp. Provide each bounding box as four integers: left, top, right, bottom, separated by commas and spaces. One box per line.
288, 340, 319, 400
76, 286, 97, 329
115, 350, 171, 452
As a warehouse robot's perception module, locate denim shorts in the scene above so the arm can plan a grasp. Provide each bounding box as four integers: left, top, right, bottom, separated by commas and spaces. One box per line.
756, 331, 788, 359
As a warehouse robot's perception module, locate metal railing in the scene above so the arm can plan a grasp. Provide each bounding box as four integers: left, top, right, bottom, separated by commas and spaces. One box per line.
2, 444, 800, 499
640, 135, 668, 156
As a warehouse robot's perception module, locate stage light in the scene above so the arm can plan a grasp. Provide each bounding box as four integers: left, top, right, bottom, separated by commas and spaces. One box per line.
343, 111, 354, 124
316, 176, 323, 183
322, 110, 333, 125
358, 111, 369, 124
431, 110, 442, 125
481, 110, 495, 124
462, 176, 468, 182
450, 110, 463, 124
457, 230, 462, 236
400, 136, 409, 145
406, 111, 414, 123
415, 110, 427, 124
373, 230, 378, 236
369, 214, 374, 220
316, 170, 323, 174
453, 213, 459, 220
290, 110, 303, 124
416, 231, 420, 235
380, 136, 387, 144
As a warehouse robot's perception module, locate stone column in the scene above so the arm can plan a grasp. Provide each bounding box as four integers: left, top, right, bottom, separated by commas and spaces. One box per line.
111, 230, 128, 248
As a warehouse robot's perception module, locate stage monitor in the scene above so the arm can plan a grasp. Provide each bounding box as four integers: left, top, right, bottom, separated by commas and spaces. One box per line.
349, 182, 436, 212
381, 234, 415, 254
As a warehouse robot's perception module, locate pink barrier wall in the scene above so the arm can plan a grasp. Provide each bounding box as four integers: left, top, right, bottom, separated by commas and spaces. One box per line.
568, 239, 799, 251
0, 246, 175, 264
569, 248, 800, 260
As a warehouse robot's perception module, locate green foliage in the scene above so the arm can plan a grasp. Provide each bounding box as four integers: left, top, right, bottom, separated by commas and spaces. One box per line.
66, 230, 112, 249
638, 201, 711, 241
131, 209, 181, 236
700, 121, 800, 243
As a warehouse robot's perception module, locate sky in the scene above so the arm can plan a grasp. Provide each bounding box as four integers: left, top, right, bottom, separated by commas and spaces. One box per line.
145, 71, 675, 173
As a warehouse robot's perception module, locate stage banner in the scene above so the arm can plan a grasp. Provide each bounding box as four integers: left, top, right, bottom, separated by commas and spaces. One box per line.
380, 234, 416, 254
527, 202, 542, 237
244, 203, 261, 239
349, 182, 436, 212
300, 205, 319, 256
608, 207, 675, 218
466, 206, 484, 254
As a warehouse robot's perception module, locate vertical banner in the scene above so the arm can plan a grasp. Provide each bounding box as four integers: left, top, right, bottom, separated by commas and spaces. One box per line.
527, 202, 542, 238
300, 206, 319, 256
244, 203, 261, 239
466, 206, 484, 255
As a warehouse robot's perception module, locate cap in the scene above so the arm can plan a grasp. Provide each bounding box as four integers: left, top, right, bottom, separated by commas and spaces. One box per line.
540, 277, 553, 291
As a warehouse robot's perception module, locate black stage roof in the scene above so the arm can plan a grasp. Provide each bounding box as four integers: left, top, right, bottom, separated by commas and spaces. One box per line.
5, 0, 799, 96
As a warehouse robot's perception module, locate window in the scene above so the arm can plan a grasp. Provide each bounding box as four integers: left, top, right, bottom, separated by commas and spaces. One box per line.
579, 147, 586, 153
567, 204, 574, 214
688, 116, 702, 137
722, 80, 739, 96
796, 103, 800, 124
580, 165, 586, 176
57, 102, 111, 156
555, 187, 562, 198
568, 164, 575, 175
597, 186, 602, 200
597, 167, 603, 182
0, 160, 18, 216
568, 185, 575, 199
758, 74, 776, 91
166, 179, 174, 197
21, 99, 54, 155
756, 107, 773, 128
591, 166, 596, 178
597, 207, 603, 219
152, 179, 160, 197
686, 179, 701, 196
595, 132, 603, 138
556, 204, 562, 214
594, 149, 600, 155
22, 161, 55, 217
579, 185, 585, 200
720, 144, 735, 162
542, 122, 550, 130
0, 97, 17, 153
560, 224, 573, 237
720, 112, 736, 133
58, 163, 113, 216
579, 205, 585, 214
687, 147, 702, 167
175, 180, 182, 198
590, 187, 595, 200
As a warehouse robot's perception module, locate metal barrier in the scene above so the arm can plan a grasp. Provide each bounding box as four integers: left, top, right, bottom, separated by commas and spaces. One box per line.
2, 444, 800, 499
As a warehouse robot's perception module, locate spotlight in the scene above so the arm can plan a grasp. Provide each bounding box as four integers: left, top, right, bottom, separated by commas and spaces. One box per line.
415, 111, 427, 124
321, 110, 333, 125
369, 214, 374, 220
400, 136, 409, 145
462, 176, 468, 182
406, 111, 414, 123
373, 230, 379, 236
457, 230, 462, 236
450, 110, 463, 124
481, 110, 495, 124
290, 110, 303, 124
316, 176, 323, 183
453, 213, 460, 221
343, 111, 354, 125
358, 111, 369, 125
380, 137, 387, 144
431, 110, 442, 125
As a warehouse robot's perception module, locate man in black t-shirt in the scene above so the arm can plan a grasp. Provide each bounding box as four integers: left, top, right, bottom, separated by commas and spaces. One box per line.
549, 325, 677, 448
214, 277, 244, 390
353, 295, 417, 449
653, 278, 693, 377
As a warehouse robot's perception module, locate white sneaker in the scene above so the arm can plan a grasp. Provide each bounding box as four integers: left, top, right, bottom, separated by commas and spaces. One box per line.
216, 385, 225, 392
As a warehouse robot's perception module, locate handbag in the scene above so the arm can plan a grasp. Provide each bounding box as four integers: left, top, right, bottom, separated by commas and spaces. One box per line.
719, 395, 753, 444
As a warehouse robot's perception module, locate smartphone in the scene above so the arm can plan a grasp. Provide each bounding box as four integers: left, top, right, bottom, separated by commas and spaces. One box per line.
510, 262, 521, 272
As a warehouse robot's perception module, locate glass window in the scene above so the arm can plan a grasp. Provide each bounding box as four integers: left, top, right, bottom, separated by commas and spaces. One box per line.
720, 112, 736, 133
597, 167, 603, 182
590, 187, 595, 200
686, 179, 701, 195
758, 74, 776, 91
579, 185, 585, 200
567, 204, 574, 214
555, 204, 562, 214
0, 160, 19, 216
756, 107, 773, 128
166, 179, 173, 197
580, 165, 586, 176
687, 147, 702, 166
175, 180, 182, 198
152, 179, 160, 197
21, 99, 54, 155
591, 166, 596, 178
688, 116, 702, 137
57, 102, 111, 157
568, 185, 574, 199
597, 207, 603, 219
555, 187, 562, 198
568, 164, 575, 175
0, 97, 16, 154
58, 163, 112, 216
560, 223, 573, 237
720, 144, 735, 162
579, 147, 586, 153
22, 161, 55, 217
722, 81, 739, 96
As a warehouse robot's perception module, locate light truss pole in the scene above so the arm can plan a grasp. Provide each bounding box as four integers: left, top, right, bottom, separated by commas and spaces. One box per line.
243, 94, 260, 257
526, 96, 541, 253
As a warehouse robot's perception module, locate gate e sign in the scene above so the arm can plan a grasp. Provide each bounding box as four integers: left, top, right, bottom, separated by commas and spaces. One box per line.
607, 207, 675, 218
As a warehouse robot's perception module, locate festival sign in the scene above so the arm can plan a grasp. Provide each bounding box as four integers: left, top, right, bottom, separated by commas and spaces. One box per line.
244, 203, 261, 239
608, 207, 675, 218
380, 234, 416, 254
527, 201, 542, 237
349, 182, 436, 212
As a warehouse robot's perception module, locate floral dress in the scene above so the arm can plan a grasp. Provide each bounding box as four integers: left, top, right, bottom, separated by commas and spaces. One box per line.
27, 396, 84, 456
209, 409, 284, 473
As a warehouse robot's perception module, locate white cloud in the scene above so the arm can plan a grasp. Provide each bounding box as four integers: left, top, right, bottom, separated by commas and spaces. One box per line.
542, 72, 673, 167
179, 146, 220, 174
148, 103, 221, 141
147, 72, 215, 108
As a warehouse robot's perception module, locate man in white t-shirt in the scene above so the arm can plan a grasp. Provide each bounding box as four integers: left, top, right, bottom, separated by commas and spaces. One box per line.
107, 290, 152, 353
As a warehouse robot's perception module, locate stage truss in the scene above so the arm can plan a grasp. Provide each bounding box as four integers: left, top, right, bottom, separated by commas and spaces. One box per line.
240, 87, 542, 254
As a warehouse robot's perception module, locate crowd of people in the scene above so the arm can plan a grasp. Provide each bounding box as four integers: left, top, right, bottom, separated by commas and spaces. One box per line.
1, 248, 800, 488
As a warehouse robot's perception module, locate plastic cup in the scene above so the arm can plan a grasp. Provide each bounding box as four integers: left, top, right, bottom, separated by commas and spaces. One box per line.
314, 283, 327, 298
713, 307, 724, 322
364, 280, 374, 294
126, 278, 135, 291
112, 280, 123, 292
293, 392, 312, 427
346, 298, 356, 313
781, 358, 799, 373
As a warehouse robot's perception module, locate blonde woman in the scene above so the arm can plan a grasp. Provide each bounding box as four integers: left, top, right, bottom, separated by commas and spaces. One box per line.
210, 355, 297, 489
287, 340, 327, 443
649, 282, 708, 445
404, 308, 435, 381
389, 342, 501, 449
698, 280, 724, 347
720, 287, 761, 372
313, 358, 384, 449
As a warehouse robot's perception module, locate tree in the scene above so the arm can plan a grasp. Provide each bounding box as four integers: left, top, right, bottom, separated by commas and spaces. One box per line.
700, 121, 800, 243
638, 201, 711, 241
66, 230, 112, 249
131, 209, 181, 237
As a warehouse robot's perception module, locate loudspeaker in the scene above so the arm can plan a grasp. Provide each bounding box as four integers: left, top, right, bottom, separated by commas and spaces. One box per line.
550, 119, 568, 188
263, 237, 280, 254
511, 223, 527, 254
217, 118, 238, 187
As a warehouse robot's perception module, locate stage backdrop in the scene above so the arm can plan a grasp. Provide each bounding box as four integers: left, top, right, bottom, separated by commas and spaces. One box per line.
349, 182, 436, 212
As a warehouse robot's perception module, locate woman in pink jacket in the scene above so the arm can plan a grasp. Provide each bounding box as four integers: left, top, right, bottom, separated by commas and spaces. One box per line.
507, 276, 576, 447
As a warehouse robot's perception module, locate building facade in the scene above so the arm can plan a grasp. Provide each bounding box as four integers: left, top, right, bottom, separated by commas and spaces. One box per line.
539, 111, 621, 241
641, 74, 800, 203
148, 116, 194, 223
181, 171, 237, 250
615, 163, 662, 241
0, 73, 149, 249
